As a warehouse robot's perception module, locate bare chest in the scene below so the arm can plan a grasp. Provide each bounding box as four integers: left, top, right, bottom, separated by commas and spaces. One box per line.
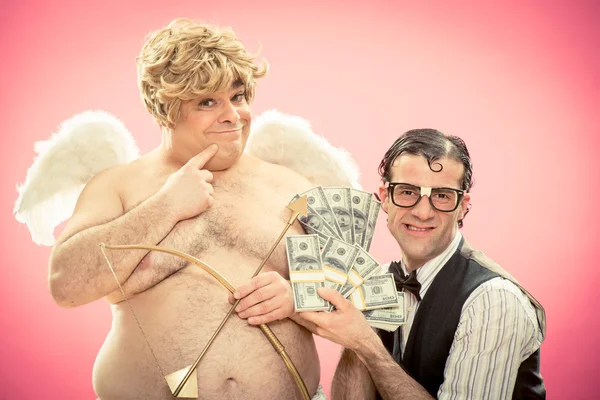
124, 167, 306, 281
165, 182, 299, 268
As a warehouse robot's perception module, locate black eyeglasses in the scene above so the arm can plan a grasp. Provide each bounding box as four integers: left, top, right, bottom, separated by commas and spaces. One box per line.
387, 182, 464, 212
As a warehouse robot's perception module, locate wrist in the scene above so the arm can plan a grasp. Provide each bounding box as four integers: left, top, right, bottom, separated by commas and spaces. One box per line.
351, 328, 382, 360
150, 191, 180, 225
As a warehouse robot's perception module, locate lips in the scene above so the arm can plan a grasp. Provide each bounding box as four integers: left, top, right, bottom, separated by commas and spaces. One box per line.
405, 224, 434, 232
209, 128, 242, 134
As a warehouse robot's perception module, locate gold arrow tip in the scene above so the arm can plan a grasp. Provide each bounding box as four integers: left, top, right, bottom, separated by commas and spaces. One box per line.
287, 195, 308, 217
165, 365, 198, 398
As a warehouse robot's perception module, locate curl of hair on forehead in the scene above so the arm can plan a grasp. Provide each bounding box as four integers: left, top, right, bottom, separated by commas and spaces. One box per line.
378, 129, 474, 227
378, 128, 474, 193
137, 18, 268, 129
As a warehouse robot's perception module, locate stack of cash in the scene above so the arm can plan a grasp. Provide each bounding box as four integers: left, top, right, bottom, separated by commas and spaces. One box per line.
286, 187, 406, 331
286, 234, 329, 312
362, 292, 406, 332
293, 186, 380, 252
349, 274, 406, 331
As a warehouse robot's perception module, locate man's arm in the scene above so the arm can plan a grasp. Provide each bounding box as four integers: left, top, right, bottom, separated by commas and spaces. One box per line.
49, 171, 178, 307
352, 330, 433, 400
298, 288, 433, 400
331, 348, 377, 400
436, 278, 542, 400
49, 145, 218, 307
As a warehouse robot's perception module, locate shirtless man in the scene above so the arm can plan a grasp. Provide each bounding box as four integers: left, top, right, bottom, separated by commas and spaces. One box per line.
48, 19, 323, 400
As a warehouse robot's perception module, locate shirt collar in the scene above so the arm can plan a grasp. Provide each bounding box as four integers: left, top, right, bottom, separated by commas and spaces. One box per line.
400, 231, 463, 299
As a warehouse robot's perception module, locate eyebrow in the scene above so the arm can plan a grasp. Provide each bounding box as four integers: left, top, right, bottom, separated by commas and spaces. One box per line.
232, 78, 245, 89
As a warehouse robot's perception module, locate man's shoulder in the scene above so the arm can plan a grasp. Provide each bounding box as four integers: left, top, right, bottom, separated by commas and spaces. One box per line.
463, 277, 542, 336
84, 153, 152, 194
248, 155, 313, 188
459, 239, 520, 283
459, 241, 546, 339
458, 240, 536, 306
469, 276, 528, 300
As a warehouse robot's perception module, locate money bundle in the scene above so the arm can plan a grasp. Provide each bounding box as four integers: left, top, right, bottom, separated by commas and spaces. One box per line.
286, 188, 406, 329
298, 186, 380, 252
340, 246, 382, 298
349, 273, 400, 311
288, 187, 400, 318
286, 235, 330, 312
363, 292, 406, 332
348, 273, 406, 331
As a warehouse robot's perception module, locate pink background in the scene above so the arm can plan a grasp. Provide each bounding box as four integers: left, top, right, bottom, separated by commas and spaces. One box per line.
2, 0, 599, 399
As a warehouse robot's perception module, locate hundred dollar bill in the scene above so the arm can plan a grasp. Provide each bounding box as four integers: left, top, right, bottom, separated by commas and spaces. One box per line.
362, 198, 381, 252
322, 187, 355, 244
350, 189, 373, 248
292, 195, 341, 241
298, 224, 328, 248
320, 237, 359, 293
286, 235, 329, 312
349, 273, 400, 311
301, 186, 344, 239
340, 246, 382, 298
364, 292, 406, 331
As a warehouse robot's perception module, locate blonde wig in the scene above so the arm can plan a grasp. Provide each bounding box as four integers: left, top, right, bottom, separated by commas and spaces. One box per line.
137, 18, 268, 129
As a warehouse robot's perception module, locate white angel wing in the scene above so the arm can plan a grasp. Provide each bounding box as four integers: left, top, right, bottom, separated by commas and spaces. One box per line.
15, 109, 360, 246
246, 109, 361, 189
14, 110, 140, 246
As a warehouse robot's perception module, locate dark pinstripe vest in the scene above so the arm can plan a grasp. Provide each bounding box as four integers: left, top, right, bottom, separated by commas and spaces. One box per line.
376, 239, 546, 399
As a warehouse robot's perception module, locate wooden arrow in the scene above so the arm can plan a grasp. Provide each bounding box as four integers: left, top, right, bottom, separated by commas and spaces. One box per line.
167, 195, 308, 397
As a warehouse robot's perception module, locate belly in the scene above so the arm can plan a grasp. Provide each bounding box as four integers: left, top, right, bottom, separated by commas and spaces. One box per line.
93, 263, 320, 400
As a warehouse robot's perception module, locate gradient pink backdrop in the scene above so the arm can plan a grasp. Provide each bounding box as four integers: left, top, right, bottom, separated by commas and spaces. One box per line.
2, 1, 599, 399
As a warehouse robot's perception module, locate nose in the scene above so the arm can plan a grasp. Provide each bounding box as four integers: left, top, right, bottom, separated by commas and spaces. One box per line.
218, 101, 241, 125
410, 195, 436, 220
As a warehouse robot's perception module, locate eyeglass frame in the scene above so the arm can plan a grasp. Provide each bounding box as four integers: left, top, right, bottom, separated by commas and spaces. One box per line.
385, 182, 465, 212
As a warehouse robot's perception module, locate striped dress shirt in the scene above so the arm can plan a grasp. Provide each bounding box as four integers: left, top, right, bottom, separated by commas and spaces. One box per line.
383, 232, 544, 399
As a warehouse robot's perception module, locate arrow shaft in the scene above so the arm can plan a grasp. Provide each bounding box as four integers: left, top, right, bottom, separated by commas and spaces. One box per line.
100, 200, 309, 399
175, 219, 296, 395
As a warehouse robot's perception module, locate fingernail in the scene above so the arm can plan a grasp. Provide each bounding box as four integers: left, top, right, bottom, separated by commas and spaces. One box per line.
239, 312, 246, 318
233, 291, 240, 299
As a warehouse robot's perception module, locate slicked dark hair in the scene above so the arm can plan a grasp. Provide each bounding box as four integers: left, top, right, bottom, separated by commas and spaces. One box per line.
378, 128, 473, 227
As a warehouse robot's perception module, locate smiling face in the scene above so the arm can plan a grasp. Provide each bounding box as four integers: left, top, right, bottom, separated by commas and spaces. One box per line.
136, 19, 268, 171
378, 154, 471, 271
172, 81, 251, 171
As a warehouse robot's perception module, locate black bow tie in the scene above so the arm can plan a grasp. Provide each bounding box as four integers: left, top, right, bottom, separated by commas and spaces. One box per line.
389, 261, 422, 301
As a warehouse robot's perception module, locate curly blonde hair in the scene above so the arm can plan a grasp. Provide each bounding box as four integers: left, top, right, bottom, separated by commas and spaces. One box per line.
137, 18, 268, 129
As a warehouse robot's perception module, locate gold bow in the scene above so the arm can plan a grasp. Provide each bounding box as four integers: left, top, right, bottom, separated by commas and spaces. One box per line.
99, 195, 311, 399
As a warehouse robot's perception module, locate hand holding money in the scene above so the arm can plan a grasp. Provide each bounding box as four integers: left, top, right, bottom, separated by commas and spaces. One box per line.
295, 287, 380, 352
287, 187, 394, 316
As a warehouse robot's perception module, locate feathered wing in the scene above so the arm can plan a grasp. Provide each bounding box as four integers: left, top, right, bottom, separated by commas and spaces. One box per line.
245, 109, 361, 189
14, 110, 140, 246
14, 109, 360, 246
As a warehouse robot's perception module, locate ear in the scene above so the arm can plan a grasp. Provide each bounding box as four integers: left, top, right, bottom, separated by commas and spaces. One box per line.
459, 192, 471, 220
378, 184, 389, 214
